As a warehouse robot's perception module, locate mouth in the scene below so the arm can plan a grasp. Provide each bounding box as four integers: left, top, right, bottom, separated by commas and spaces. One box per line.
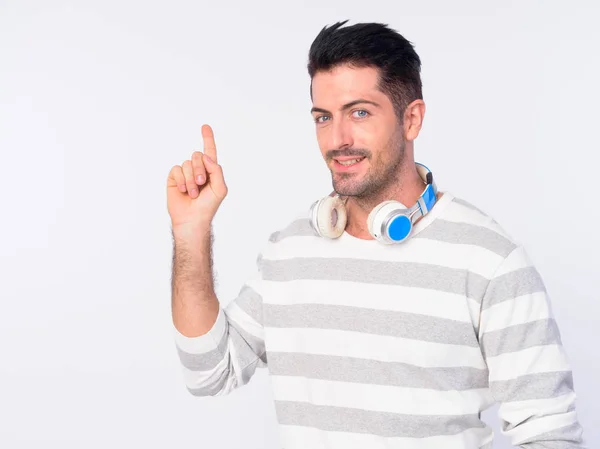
332, 156, 366, 171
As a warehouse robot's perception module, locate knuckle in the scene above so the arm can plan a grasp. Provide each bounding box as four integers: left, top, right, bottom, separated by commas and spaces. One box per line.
192, 155, 205, 170
172, 166, 184, 178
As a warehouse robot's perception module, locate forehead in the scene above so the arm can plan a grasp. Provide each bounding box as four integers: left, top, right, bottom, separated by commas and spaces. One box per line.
311, 65, 385, 105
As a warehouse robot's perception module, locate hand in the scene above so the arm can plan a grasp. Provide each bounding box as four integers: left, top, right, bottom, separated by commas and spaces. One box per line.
167, 124, 228, 232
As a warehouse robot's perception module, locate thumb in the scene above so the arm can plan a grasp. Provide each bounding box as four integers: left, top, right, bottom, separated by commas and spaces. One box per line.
203, 153, 227, 197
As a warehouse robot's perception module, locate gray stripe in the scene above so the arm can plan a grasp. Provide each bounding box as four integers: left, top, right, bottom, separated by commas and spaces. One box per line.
176, 327, 229, 371
490, 371, 574, 403
269, 218, 313, 242
187, 367, 231, 396
227, 320, 265, 372
262, 258, 490, 301
417, 219, 517, 258
268, 352, 489, 391
234, 285, 263, 326
482, 266, 546, 309
513, 420, 583, 446
467, 270, 491, 304
240, 355, 265, 384
481, 318, 562, 358
186, 353, 265, 396
264, 303, 479, 347
274, 401, 485, 438
451, 197, 488, 215
270, 202, 516, 259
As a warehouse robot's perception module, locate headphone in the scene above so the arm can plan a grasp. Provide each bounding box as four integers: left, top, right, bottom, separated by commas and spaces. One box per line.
308, 162, 438, 244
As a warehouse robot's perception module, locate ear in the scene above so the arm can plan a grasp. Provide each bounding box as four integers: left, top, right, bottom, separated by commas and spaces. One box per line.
403, 100, 426, 141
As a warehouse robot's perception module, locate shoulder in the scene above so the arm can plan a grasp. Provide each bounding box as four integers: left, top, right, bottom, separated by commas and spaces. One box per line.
264, 202, 316, 244
428, 192, 521, 260
253, 205, 317, 269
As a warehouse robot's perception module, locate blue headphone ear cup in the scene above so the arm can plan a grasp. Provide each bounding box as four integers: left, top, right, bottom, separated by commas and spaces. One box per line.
367, 200, 399, 242
367, 200, 413, 244
312, 196, 347, 239
386, 214, 413, 243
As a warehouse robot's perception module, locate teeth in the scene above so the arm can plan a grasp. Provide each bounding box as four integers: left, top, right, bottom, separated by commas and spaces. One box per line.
338, 158, 362, 166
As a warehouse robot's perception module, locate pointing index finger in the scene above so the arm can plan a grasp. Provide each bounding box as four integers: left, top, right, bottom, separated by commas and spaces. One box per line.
201, 124, 218, 163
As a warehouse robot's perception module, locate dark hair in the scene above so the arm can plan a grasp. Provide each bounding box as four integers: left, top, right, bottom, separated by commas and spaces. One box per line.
307, 20, 423, 120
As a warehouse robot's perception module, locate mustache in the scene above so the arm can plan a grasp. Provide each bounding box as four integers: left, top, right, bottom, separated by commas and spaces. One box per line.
326, 149, 370, 159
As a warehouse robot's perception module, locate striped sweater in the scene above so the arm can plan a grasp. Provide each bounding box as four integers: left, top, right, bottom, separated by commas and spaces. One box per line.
173, 191, 585, 448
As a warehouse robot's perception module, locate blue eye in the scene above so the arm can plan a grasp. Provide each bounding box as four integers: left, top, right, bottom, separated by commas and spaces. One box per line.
353, 110, 369, 118
315, 116, 330, 123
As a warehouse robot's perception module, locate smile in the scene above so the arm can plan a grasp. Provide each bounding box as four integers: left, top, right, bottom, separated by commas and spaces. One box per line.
333, 157, 366, 168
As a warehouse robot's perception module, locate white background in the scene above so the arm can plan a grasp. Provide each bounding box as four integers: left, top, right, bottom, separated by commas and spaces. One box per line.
1, 0, 598, 447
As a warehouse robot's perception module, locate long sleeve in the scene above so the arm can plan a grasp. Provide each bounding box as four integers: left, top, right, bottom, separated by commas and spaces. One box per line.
478, 245, 586, 448
172, 258, 267, 397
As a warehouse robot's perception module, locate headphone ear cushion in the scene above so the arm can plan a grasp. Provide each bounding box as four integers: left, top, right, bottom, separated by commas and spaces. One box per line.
315, 196, 347, 239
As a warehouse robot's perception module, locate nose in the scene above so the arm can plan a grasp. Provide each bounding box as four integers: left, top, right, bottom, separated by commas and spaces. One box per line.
330, 118, 354, 150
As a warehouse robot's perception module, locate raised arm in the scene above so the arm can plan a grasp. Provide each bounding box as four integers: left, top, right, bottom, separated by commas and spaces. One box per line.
167, 124, 266, 396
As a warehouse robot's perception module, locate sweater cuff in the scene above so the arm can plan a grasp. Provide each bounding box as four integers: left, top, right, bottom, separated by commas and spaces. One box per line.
172, 306, 227, 354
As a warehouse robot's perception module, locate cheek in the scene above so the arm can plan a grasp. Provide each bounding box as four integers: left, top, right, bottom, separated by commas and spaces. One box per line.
369, 147, 395, 172
355, 126, 385, 151
315, 129, 330, 154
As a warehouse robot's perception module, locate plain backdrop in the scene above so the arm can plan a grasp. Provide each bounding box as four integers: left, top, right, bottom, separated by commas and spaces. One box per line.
1, 0, 598, 447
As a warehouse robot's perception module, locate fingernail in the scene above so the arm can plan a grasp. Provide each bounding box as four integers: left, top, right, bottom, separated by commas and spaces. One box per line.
179, 184, 186, 192
190, 188, 198, 196
197, 175, 204, 184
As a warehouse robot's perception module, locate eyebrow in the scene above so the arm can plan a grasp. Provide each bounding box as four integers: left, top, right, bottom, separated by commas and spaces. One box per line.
310, 99, 381, 114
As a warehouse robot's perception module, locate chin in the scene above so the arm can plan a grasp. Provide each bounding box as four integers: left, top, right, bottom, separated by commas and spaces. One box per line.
332, 179, 368, 197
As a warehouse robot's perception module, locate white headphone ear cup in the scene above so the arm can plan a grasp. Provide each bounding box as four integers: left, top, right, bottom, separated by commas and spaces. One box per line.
367, 200, 397, 240
315, 196, 347, 239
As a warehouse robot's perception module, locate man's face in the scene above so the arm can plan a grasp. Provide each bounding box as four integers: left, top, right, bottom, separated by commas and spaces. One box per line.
310, 65, 406, 198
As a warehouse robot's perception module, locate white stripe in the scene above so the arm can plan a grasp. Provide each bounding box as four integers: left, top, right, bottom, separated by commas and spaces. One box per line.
262, 235, 502, 278
277, 424, 493, 449
172, 307, 227, 354
227, 334, 246, 389
494, 245, 531, 276
486, 344, 571, 382
480, 291, 551, 333
262, 280, 474, 323
506, 411, 579, 445
498, 392, 577, 427
225, 301, 264, 341
181, 355, 232, 394
264, 327, 488, 369
271, 375, 494, 416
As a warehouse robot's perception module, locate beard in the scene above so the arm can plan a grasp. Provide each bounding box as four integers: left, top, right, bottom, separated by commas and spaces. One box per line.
328, 132, 406, 200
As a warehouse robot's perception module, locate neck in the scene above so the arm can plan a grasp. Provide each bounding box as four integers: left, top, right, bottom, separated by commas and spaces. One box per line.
344, 163, 429, 239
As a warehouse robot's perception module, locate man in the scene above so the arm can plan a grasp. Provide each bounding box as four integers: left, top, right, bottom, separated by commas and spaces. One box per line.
167, 21, 585, 448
